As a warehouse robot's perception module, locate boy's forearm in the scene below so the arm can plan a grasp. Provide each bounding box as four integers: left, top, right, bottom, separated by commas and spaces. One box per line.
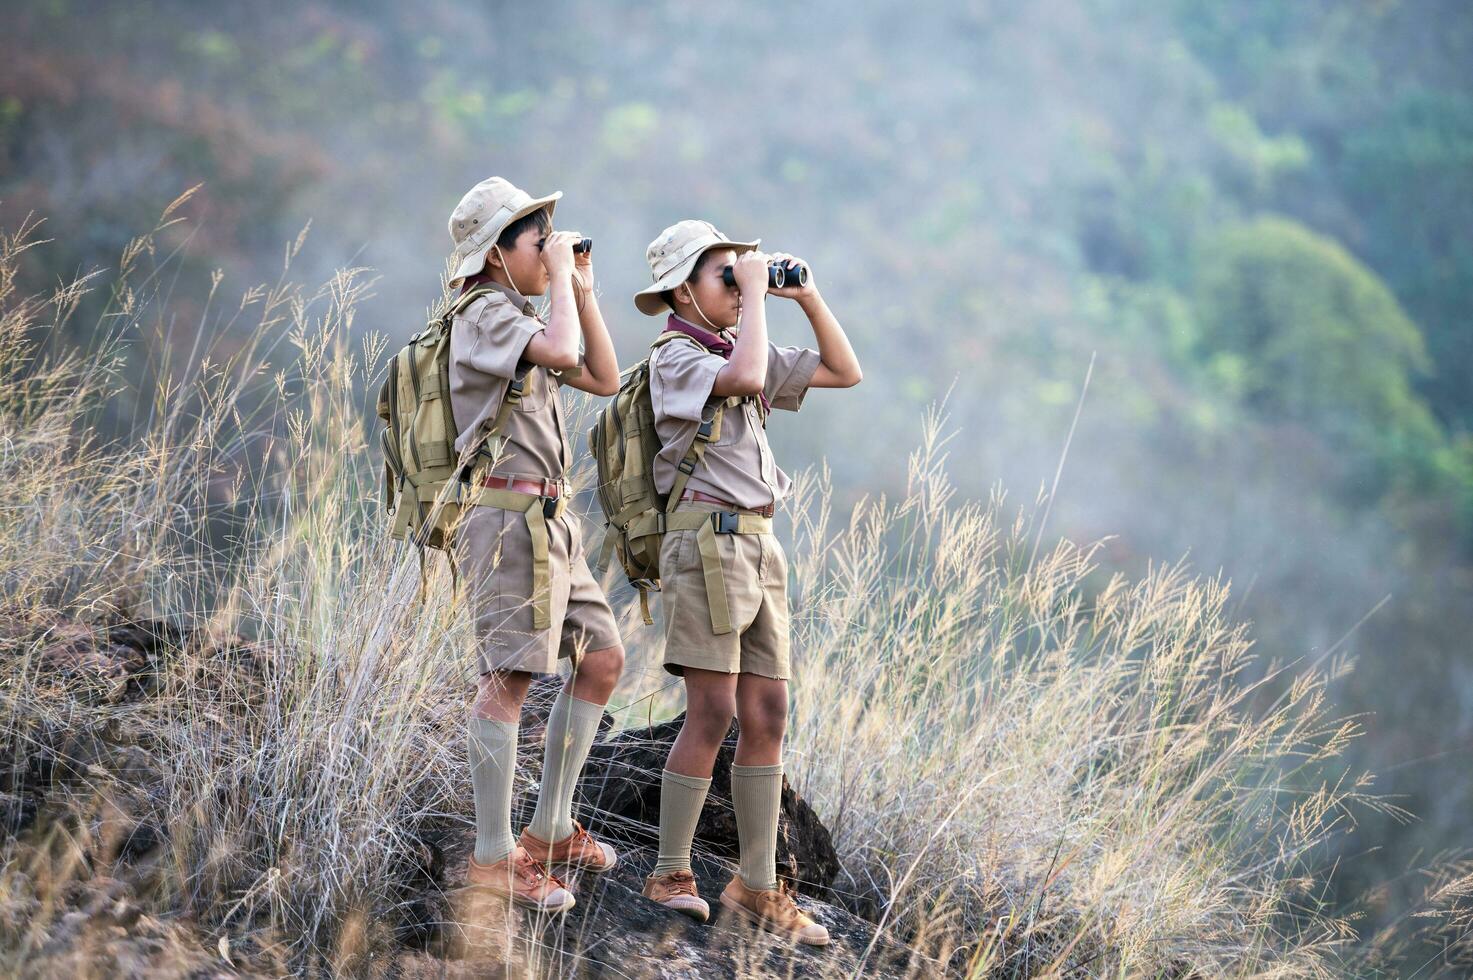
732, 298, 769, 386
544, 272, 581, 359
800, 290, 859, 377
577, 293, 618, 381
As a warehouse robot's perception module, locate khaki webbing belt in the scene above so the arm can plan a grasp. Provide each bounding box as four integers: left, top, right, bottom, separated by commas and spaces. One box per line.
467, 485, 567, 630
412, 481, 567, 630
663, 510, 773, 635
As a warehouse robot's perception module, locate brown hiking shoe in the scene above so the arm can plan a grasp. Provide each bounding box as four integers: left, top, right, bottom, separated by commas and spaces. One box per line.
465, 845, 575, 913
642, 869, 710, 922
719, 875, 830, 946
518, 820, 618, 872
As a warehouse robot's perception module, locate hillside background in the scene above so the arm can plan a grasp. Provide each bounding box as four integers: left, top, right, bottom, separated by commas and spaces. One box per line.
4, 0, 1472, 968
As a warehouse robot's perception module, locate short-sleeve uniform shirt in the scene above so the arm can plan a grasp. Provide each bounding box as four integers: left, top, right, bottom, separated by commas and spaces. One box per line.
448, 281, 573, 479
648, 318, 822, 510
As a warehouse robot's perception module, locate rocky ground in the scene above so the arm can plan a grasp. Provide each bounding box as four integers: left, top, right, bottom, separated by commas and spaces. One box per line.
1, 618, 934, 978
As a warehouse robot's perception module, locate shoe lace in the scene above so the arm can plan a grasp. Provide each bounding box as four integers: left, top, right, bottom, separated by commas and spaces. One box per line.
562, 819, 600, 850
663, 870, 698, 895
514, 851, 566, 890
769, 880, 804, 916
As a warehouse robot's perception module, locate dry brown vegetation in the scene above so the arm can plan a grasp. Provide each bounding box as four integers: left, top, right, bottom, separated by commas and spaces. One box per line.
2, 204, 1459, 977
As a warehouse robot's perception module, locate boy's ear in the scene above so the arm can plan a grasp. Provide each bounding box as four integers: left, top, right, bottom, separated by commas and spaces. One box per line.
486, 245, 505, 271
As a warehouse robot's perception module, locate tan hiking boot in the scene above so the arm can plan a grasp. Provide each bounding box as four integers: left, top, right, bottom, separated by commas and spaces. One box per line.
465, 845, 575, 913
642, 869, 710, 922
719, 875, 830, 946
519, 820, 618, 872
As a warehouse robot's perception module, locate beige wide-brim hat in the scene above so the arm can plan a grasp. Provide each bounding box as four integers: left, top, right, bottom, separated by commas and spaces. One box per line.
447, 176, 561, 284
633, 218, 759, 316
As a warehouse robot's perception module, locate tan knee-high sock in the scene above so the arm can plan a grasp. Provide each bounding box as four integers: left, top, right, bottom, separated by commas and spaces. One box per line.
528, 689, 604, 842
732, 763, 783, 891
653, 769, 712, 876
468, 715, 519, 865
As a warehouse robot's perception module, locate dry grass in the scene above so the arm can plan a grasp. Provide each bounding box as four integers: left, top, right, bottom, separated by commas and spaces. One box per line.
0, 203, 1384, 977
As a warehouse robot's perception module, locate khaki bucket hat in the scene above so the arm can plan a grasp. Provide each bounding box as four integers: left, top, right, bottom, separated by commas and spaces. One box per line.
633, 219, 759, 316
447, 176, 561, 284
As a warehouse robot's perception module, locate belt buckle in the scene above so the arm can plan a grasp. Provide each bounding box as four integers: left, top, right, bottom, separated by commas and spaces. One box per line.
711, 511, 740, 534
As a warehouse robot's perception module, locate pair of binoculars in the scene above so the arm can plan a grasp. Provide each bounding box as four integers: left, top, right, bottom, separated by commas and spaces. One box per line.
536, 236, 593, 254
722, 260, 809, 289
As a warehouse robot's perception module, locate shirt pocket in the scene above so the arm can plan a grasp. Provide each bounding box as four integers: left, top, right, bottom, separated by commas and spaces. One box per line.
708, 396, 748, 449
512, 364, 550, 413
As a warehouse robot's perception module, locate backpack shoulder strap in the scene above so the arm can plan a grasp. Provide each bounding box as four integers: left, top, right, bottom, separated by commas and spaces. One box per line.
466, 358, 534, 470
447, 284, 499, 321
650, 332, 729, 513
650, 329, 710, 353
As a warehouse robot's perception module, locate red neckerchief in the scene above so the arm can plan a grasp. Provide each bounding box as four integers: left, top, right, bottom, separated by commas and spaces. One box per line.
460, 271, 499, 295
665, 315, 770, 413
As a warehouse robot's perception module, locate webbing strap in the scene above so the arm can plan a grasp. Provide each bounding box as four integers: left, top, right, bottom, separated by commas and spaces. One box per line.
525, 501, 551, 631
470, 367, 527, 471
461, 484, 568, 630
652, 332, 725, 515
391, 481, 415, 539
667, 407, 722, 514
416, 545, 430, 606
666, 510, 773, 636
598, 523, 619, 568
695, 520, 732, 635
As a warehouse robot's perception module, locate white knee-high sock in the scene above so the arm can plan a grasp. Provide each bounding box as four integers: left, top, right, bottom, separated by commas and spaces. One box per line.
653, 769, 712, 876
732, 762, 783, 891
468, 715, 519, 865
528, 689, 604, 842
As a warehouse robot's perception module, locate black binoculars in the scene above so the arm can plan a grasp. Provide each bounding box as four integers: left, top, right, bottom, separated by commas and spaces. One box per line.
536, 236, 593, 254
722, 260, 809, 289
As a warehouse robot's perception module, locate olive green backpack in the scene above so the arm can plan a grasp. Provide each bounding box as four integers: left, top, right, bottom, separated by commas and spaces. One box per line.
376, 286, 530, 590
589, 332, 770, 633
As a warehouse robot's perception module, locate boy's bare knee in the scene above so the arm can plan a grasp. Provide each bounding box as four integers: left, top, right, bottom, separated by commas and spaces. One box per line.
474, 669, 531, 718
744, 710, 786, 745
683, 696, 737, 743
736, 678, 788, 740
579, 645, 625, 684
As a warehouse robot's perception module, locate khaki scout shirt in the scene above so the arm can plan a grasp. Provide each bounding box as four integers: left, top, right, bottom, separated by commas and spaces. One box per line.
648, 316, 822, 510
447, 281, 576, 481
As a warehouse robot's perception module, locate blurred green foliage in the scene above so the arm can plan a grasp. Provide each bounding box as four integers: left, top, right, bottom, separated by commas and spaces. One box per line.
1194, 216, 1442, 500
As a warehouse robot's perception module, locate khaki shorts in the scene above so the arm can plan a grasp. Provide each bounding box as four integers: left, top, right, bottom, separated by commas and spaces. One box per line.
658, 499, 791, 680
452, 504, 622, 675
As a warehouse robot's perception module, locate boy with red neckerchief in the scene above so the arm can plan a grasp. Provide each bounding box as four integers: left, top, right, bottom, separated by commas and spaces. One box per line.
631, 219, 862, 945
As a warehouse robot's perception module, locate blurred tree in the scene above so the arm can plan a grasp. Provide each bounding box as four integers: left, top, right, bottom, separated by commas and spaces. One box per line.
1194, 216, 1445, 502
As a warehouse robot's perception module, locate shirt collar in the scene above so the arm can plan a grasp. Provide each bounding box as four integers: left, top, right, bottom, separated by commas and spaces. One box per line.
463, 275, 535, 315
669, 312, 734, 347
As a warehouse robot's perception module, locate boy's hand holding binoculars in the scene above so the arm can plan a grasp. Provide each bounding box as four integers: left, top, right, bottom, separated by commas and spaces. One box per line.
538, 230, 582, 276
568, 230, 595, 298
730, 250, 772, 296
767, 251, 815, 300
